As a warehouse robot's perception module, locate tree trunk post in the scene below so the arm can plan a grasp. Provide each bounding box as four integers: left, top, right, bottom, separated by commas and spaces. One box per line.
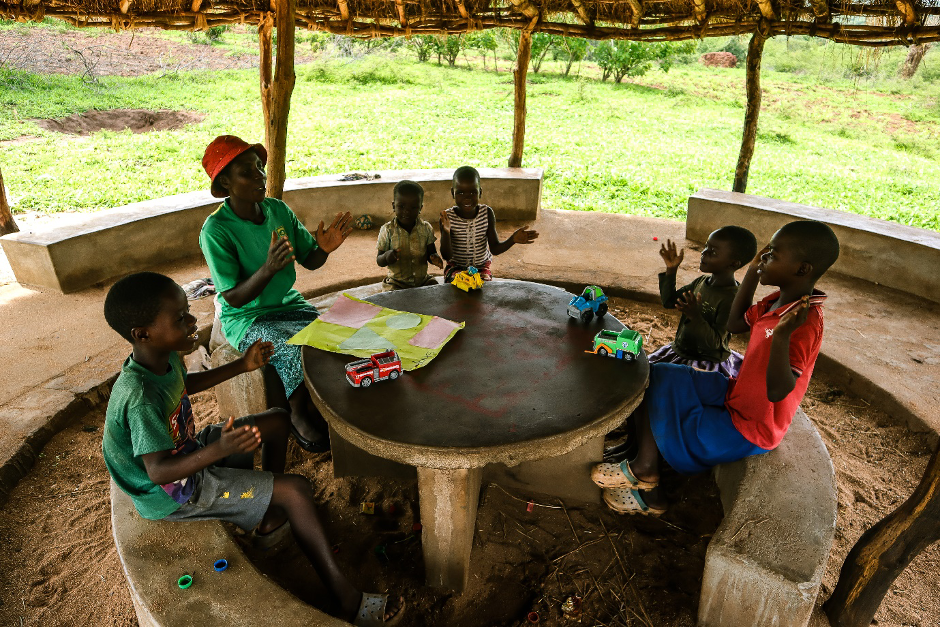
732, 30, 767, 194
823, 445, 940, 627
508, 29, 532, 168
258, 0, 296, 200
0, 167, 18, 236
899, 43, 929, 79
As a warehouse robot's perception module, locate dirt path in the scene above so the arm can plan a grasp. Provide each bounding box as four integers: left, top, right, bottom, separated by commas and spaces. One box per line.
0, 25, 307, 77
0, 298, 935, 626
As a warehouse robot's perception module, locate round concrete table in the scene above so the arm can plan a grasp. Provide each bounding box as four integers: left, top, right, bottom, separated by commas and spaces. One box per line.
302, 280, 647, 590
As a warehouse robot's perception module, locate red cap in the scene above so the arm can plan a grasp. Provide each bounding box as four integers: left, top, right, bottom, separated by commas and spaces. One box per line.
202, 135, 268, 198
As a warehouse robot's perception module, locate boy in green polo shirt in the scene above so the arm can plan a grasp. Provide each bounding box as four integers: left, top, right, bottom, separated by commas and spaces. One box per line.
102, 271, 404, 624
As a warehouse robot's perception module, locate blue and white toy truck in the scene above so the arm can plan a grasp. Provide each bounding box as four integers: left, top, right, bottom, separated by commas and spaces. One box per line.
567, 285, 609, 323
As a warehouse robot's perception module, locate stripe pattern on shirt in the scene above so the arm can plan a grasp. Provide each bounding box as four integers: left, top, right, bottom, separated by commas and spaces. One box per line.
445, 205, 492, 268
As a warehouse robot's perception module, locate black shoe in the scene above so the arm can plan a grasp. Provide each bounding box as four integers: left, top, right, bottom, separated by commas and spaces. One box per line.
290, 424, 331, 453
603, 440, 634, 463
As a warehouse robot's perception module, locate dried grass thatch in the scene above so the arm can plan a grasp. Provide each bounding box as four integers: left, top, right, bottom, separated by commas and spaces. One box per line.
2, 0, 938, 46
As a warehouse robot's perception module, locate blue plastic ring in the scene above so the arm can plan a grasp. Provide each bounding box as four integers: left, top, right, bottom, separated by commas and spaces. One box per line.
213, 559, 229, 572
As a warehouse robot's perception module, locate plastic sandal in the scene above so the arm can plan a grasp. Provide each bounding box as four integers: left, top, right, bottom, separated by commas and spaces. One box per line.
602, 487, 667, 517
353, 592, 405, 626
590, 460, 658, 490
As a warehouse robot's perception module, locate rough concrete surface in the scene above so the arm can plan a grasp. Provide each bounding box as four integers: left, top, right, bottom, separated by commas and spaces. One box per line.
110, 482, 347, 627
0, 169, 542, 293
701, 410, 837, 626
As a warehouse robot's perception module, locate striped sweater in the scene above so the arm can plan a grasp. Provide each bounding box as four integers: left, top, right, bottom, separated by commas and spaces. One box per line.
444, 205, 492, 268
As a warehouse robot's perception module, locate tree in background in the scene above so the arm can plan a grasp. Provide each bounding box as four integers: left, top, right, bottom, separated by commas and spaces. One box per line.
559, 37, 589, 76
530, 33, 556, 73
410, 35, 437, 62
594, 40, 693, 82
434, 34, 464, 66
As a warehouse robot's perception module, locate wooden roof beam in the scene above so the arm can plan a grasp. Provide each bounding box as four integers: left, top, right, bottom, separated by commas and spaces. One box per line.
119, 0, 130, 14
896, 0, 916, 26
756, 0, 776, 21
191, 0, 202, 12
570, 0, 593, 27
336, 0, 349, 21
627, 0, 643, 28
508, 0, 540, 21
692, 0, 706, 24
395, 0, 407, 26
456, 0, 470, 20
808, 0, 828, 20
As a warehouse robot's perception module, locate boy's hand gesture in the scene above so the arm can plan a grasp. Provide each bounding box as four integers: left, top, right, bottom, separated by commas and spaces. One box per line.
750, 244, 771, 272
659, 239, 684, 271
439, 210, 451, 232
776, 295, 810, 335
316, 212, 354, 254
511, 226, 539, 244
240, 339, 273, 372
385, 249, 399, 264
429, 253, 444, 269
266, 231, 295, 274
218, 416, 261, 456
675, 291, 703, 319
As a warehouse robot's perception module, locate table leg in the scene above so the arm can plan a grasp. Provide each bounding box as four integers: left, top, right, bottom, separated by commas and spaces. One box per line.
417, 466, 483, 592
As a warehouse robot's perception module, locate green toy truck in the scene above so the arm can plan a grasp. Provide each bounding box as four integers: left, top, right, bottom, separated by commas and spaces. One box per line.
589, 328, 643, 361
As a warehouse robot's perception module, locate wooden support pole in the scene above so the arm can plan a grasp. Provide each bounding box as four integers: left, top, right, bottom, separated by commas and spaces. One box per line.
823, 446, 939, 627
508, 29, 532, 168
0, 167, 19, 236
732, 30, 766, 194
258, 0, 296, 200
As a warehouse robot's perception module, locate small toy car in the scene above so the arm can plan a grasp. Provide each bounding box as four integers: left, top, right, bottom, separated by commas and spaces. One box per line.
452, 266, 484, 292
567, 285, 609, 323
589, 328, 643, 361
345, 350, 403, 387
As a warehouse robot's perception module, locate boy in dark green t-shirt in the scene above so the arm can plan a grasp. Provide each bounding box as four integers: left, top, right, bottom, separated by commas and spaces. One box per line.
103, 272, 404, 624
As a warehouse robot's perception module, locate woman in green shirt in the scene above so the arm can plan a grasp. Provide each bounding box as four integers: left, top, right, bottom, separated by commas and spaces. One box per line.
200, 135, 353, 452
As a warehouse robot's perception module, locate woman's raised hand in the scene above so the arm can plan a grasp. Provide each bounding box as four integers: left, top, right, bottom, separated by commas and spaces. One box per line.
265, 230, 295, 274
316, 212, 354, 254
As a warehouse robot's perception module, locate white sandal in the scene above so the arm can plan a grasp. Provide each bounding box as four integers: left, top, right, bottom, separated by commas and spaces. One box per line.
354, 592, 405, 626
591, 460, 658, 490
603, 487, 667, 516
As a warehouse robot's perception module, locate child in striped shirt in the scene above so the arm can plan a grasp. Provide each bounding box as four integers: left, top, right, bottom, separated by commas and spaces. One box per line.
439, 166, 539, 282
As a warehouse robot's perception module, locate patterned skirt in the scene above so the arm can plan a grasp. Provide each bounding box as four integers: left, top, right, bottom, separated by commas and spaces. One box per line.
647, 343, 744, 379
238, 306, 318, 399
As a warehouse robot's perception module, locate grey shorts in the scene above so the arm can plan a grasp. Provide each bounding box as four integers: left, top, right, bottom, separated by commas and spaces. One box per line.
162, 416, 274, 531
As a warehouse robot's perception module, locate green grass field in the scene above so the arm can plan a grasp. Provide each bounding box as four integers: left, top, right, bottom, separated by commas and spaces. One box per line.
1, 21, 938, 229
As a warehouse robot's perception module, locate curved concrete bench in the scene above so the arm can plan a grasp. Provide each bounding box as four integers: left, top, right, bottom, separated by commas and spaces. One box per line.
1, 168, 542, 293
110, 481, 348, 627
699, 409, 837, 627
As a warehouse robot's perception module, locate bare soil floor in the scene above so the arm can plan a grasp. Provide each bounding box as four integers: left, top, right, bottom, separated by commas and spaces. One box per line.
0, 298, 936, 627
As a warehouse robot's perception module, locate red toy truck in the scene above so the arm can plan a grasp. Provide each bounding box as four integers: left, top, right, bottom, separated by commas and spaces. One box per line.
345, 350, 403, 388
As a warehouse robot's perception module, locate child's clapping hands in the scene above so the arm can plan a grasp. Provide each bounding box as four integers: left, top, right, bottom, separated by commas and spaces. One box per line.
218, 416, 262, 455
239, 339, 274, 373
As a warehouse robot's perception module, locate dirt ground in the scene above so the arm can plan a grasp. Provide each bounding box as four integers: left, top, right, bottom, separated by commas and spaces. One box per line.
0, 25, 267, 78
0, 297, 936, 627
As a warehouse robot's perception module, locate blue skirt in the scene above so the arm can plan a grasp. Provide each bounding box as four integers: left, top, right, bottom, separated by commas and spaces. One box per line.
238, 305, 318, 398
648, 363, 768, 475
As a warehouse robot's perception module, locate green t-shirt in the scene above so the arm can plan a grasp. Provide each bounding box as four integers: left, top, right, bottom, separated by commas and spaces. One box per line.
103, 352, 200, 520
199, 197, 318, 347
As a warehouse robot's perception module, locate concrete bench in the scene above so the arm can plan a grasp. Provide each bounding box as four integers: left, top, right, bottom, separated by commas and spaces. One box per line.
699, 409, 837, 627
686, 188, 940, 303
110, 481, 348, 627
1, 168, 542, 293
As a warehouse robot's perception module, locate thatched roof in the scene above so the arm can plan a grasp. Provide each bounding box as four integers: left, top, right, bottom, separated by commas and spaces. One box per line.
3, 0, 938, 46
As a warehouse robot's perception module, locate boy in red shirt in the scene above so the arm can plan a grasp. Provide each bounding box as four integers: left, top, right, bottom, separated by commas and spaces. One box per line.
591, 220, 840, 515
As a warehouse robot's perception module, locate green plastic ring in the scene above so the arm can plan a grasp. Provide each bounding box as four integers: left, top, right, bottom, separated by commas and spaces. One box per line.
178, 575, 193, 589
